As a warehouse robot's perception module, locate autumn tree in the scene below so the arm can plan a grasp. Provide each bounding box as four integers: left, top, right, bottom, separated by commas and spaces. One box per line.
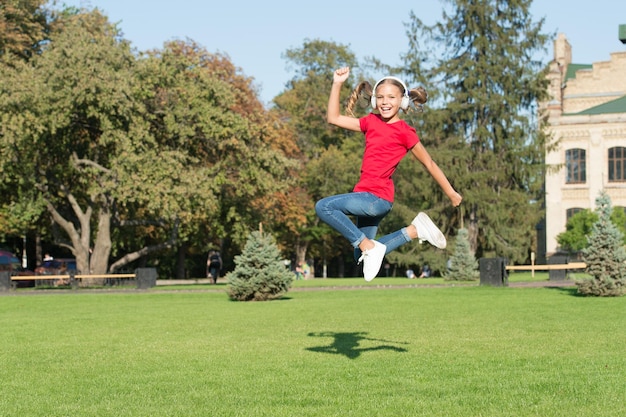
0, 9, 296, 275
0, 0, 50, 61
130, 40, 297, 277
273, 40, 363, 275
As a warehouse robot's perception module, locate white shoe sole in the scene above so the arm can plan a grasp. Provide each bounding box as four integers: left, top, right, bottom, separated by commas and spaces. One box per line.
412, 212, 446, 249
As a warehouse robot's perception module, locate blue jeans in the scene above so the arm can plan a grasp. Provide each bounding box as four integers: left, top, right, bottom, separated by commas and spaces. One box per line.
315, 192, 412, 261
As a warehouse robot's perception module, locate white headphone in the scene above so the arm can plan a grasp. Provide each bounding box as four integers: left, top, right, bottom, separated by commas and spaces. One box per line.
370, 76, 410, 110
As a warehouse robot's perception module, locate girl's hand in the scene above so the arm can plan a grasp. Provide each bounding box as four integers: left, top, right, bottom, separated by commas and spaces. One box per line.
448, 191, 463, 207
333, 67, 350, 83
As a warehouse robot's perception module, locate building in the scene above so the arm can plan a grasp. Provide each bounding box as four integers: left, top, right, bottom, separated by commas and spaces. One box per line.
543, 26, 626, 258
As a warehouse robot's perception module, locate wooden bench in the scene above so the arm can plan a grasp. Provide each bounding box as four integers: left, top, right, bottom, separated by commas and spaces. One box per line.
505, 262, 586, 271
10, 273, 136, 287
505, 262, 586, 278
6, 268, 156, 290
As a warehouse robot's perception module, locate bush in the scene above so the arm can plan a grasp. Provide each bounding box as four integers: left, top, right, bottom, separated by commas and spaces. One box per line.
226, 230, 293, 301
445, 228, 479, 281
577, 191, 626, 296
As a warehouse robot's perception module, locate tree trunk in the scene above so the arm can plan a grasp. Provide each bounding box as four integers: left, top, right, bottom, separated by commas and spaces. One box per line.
46, 192, 112, 280
90, 206, 112, 275
467, 204, 479, 254
295, 239, 309, 278
175, 243, 187, 279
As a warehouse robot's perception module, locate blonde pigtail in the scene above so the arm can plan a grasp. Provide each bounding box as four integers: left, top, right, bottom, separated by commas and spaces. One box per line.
408, 86, 428, 113
346, 81, 373, 117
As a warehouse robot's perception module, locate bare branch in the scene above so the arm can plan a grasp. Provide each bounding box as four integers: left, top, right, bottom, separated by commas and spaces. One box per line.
72, 152, 112, 174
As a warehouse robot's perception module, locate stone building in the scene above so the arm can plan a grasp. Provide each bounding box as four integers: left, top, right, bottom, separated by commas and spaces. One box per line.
543, 26, 626, 258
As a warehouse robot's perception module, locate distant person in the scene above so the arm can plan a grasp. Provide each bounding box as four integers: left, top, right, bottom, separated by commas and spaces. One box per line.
43, 253, 53, 262
420, 264, 431, 278
406, 269, 416, 279
207, 250, 222, 284
301, 261, 311, 279
295, 263, 304, 280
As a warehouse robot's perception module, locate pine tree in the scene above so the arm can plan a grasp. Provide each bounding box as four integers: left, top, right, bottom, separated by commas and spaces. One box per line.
446, 228, 479, 281
577, 191, 626, 297
400, 0, 551, 263
226, 230, 293, 301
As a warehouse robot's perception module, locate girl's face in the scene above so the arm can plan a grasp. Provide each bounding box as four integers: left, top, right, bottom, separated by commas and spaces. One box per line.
373, 83, 403, 122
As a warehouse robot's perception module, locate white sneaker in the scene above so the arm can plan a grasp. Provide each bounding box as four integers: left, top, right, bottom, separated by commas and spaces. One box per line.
357, 240, 387, 281
412, 212, 446, 249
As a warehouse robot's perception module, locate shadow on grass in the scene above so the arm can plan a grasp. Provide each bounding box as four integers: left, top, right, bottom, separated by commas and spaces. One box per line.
306, 331, 408, 359
543, 285, 581, 296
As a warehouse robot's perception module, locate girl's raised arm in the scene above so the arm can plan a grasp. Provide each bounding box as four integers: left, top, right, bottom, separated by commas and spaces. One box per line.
326, 67, 361, 132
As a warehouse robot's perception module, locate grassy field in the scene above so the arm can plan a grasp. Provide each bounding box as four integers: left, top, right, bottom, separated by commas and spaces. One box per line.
1, 279, 624, 416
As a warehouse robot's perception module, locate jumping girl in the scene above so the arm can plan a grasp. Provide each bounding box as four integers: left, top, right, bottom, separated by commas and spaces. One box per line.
315, 66, 462, 281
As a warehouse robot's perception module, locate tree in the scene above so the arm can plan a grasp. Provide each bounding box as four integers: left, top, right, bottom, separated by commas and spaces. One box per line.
0, 0, 50, 62
0, 9, 296, 276
577, 192, 626, 297
129, 40, 297, 277
226, 229, 293, 301
400, 0, 551, 263
556, 210, 597, 253
302, 145, 362, 276
446, 228, 479, 281
0, 10, 144, 275
272, 40, 362, 274
276, 39, 360, 153
557, 208, 626, 254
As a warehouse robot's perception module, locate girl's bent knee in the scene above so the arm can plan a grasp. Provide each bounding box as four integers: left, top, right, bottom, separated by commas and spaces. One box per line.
314, 200, 325, 215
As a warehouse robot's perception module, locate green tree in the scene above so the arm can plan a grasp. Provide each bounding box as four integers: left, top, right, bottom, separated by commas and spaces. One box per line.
557, 208, 626, 254
577, 191, 626, 296
127, 40, 296, 277
0, 0, 56, 265
446, 228, 479, 281
556, 210, 597, 253
276, 39, 359, 153
227, 229, 293, 301
0, 10, 144, 275
400, 0, 551, 263
273, 40, 362, 274
0, 9, 295, 276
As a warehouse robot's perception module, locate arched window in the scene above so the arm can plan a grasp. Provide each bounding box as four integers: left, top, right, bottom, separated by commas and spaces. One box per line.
566, 207, 583, 221
565, 148, 586, 184
608, 147, 626, 182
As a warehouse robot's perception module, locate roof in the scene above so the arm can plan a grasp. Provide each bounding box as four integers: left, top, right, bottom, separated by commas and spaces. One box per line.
574, 95, 626, 115
564, 63, 592, 81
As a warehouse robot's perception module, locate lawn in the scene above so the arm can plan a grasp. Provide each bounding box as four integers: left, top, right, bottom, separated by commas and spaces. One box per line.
1, 282, 624, 416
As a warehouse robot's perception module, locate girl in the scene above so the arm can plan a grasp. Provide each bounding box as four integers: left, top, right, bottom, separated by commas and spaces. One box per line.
315, 66, 462, 281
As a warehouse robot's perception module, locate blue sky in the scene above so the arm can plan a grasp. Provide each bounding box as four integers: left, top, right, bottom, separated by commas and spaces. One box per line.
61, 1, 626, 104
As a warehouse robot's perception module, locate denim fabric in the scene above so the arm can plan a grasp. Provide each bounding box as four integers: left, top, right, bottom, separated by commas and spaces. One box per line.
315, 192, 412, 261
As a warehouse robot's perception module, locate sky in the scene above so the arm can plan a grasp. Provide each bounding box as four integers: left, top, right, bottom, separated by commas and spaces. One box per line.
60, 0, 626, 105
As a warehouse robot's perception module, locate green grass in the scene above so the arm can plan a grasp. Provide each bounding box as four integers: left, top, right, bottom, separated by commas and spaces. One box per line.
1, 284, 624, 416
154, 271, 585, 291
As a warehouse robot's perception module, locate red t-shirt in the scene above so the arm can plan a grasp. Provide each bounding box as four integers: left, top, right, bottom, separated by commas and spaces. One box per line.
354, 113, 420, 202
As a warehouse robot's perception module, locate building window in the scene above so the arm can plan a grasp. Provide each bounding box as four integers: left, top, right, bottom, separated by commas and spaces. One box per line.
609, 147, 626, 182
566, 208, 583, 221
565, 149, 586, 184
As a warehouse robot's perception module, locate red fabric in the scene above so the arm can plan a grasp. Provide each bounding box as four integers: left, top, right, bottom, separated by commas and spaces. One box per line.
354, 113, 419, 202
